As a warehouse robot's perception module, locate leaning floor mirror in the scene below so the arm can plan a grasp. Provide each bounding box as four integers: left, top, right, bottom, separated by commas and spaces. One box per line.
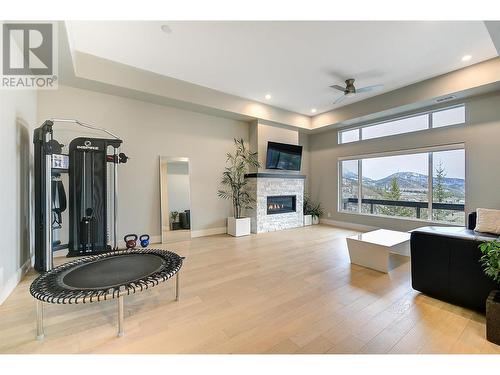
159, 156, 192, 243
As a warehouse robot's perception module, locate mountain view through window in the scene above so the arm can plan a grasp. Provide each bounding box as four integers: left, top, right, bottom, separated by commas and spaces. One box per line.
339, 148, 465, 224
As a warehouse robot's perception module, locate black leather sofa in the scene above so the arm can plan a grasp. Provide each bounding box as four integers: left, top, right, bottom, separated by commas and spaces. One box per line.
410, 213, 499, 312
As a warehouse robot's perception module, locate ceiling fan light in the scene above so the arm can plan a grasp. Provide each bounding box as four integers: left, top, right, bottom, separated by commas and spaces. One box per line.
345, 92, 356, 97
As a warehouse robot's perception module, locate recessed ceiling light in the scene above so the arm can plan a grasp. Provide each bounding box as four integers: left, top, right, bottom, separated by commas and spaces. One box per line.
161, 24, 172, 34
461, 55, 472, 62
311, 108, 317, 114
265, 94, 272, 100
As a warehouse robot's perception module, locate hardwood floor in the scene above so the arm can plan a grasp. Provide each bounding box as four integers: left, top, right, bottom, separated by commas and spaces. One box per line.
0, 225, 498, 354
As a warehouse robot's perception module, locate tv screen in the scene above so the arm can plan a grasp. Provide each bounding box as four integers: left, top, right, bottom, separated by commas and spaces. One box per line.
266, 142, 303, 171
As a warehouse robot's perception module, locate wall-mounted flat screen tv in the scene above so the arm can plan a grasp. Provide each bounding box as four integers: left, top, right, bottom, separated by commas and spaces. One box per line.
265, 142, 303, 171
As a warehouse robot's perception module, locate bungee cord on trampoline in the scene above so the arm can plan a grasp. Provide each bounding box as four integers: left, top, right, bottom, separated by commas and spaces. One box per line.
30, 249, 184, 304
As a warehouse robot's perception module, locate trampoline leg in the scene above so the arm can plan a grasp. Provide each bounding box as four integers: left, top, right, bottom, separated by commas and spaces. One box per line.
36, 300, 45, 340
175, 271, 180, 301
117, 296, 124, 337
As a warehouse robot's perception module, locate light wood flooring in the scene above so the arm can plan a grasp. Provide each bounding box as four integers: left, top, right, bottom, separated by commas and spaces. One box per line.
162, 228, 191, 243
1, 225, 499, 354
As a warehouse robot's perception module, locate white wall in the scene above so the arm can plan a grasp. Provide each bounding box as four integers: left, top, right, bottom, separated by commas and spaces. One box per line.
38, 85, 250, 240
309, 92, 500, 232
0, 88, 37, 304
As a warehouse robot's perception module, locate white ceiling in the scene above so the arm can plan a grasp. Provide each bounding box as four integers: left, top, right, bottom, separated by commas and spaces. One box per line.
66, 21, 498, 116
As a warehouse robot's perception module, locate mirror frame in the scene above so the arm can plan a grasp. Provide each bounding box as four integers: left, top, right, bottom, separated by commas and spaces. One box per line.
159, 156, 192, 243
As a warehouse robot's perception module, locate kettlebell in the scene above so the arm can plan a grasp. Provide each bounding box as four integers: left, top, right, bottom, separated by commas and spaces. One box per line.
140, 234, 150, 248
124, 234, 138, 249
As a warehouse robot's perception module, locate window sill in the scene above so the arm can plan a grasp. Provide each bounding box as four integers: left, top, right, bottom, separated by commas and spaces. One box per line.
336, 209, 465, 227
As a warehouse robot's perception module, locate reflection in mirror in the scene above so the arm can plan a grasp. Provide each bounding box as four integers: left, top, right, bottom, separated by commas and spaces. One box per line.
159, 156, 191, 243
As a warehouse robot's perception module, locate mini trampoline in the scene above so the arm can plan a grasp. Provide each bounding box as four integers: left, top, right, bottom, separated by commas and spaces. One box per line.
30, 249, 184, 339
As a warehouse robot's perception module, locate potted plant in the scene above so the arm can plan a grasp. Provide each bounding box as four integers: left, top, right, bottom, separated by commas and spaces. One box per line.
309, 199, 324, 224
217, 138, 260, 237
479, 239, 500, 345
303, 194, 313, 226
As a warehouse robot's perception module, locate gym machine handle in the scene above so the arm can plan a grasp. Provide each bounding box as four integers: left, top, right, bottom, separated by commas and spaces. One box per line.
106, 153, 129, 164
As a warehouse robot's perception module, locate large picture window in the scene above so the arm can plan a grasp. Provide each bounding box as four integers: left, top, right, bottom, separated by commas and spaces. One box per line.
339, 146, 465, 224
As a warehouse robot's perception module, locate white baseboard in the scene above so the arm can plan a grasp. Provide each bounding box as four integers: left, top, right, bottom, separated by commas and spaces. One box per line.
53, 235, 164, 257
118, 234, 163, 248
0, 258, 31, 305
191, 226, 227, 238
148, 235, 162, 245
320, 218, 376, 232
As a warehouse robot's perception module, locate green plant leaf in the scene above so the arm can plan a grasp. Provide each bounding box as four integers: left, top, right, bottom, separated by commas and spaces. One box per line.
479, 240, 500, 283
217, 138, 261, 218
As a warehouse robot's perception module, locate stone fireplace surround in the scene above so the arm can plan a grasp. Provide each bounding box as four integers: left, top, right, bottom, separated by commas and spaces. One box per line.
245, 173, 305, 234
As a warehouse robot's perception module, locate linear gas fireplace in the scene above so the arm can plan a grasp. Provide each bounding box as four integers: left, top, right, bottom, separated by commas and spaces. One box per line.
267, 195, 296, 215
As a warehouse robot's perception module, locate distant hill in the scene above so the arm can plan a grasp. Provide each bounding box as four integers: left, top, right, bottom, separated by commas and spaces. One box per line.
343, 171, 464, 198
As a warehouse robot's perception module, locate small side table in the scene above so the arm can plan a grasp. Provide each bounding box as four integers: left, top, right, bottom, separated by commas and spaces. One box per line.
346, 229, 411, 273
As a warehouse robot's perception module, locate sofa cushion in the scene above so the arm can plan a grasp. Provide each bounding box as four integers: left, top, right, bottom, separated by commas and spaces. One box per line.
475, 208, 500, 235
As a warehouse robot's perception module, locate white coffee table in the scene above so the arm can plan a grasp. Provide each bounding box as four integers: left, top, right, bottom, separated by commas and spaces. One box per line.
346, 229, 411, 273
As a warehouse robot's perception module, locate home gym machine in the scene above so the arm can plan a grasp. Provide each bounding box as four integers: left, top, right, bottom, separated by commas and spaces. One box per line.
34, 119, 128, 272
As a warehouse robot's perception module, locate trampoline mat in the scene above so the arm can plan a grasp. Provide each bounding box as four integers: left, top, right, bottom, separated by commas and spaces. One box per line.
30, 249, 183, 303
60, 253, 165, 289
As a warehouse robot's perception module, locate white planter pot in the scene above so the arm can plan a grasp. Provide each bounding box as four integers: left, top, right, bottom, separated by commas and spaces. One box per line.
227, 217, 251, 237
304, 214, 312, 226
312, 216, 320, 225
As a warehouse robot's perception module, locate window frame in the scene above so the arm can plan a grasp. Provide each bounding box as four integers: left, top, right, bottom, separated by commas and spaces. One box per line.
338, 104, 466, 145
337, 143, 466, 224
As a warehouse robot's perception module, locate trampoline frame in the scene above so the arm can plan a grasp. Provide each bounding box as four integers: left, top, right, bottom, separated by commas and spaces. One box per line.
30, 249, 183, 339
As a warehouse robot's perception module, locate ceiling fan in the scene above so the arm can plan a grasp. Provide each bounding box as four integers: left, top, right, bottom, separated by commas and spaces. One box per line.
330, 78, 384, 104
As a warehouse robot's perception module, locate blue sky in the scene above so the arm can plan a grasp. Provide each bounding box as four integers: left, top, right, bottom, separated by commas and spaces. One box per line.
343, 149, 465, 180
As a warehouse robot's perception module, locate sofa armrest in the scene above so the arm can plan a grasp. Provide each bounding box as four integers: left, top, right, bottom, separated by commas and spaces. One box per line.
410, 231, 450, 301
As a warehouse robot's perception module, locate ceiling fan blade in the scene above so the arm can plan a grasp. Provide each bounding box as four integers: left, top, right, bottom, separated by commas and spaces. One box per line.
333, 95, 347, 105
356, 84, 384, 94
330, 84, 346, 92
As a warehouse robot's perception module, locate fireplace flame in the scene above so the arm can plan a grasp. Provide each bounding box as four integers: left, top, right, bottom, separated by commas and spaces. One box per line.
268, 203, 285, 210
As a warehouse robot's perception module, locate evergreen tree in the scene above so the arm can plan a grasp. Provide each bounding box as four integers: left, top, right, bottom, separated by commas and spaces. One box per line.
434, 161, 448, 203
380, 176, 412, 217
433, 161, 450, 221
387, 177, 401, 200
